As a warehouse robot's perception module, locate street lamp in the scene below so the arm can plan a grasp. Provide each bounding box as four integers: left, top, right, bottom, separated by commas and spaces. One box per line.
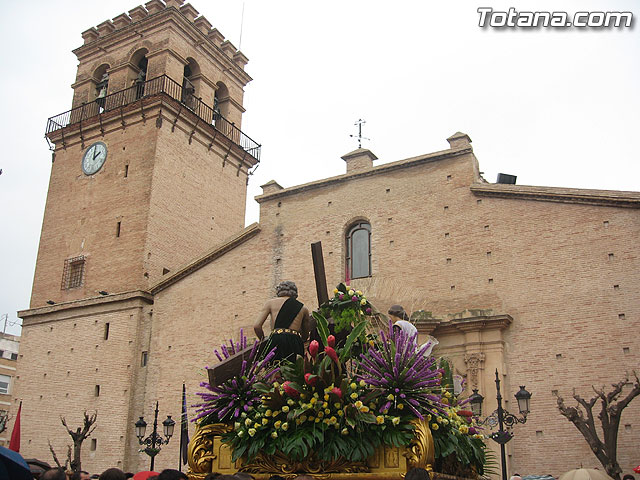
135, 401, 176, 470
469, 369, 532, 480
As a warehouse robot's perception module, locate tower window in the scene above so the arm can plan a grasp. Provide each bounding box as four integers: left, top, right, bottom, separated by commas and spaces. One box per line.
141, 351, 148, 367
346, 221, 372, 279
62, 256, 85, 290
104, 323, 110, 340
0, 374, 10, 394
116, 222, 121, 237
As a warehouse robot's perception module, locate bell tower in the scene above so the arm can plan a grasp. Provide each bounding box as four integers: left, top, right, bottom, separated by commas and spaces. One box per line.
32, 1, 260, 307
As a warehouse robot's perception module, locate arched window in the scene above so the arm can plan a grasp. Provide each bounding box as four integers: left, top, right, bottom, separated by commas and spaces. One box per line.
346, 221, 371, 279
182, 58, 200, 108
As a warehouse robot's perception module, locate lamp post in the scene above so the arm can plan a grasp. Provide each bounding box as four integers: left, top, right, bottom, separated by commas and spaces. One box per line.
468, 369, 532, 480
135, 401, 176, 471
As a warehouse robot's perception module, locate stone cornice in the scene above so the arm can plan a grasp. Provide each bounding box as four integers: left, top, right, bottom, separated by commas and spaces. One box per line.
19, 290, 153, 321
415, 313, 513, 336
151, 223, 261, 294
471, 183, 640, 208
255, 146, 473, 203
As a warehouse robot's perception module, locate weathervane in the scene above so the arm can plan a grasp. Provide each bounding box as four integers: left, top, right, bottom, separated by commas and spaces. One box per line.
350, 119, 370, 148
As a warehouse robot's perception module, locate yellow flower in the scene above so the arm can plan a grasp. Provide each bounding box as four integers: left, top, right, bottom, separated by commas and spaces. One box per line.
350, 382, 357, 390
334, 403, 341, 409
360, 380, 366, 387
324, 394, 329, 401
317, 411, 324, 418
310, 397, 317, 405
445, 391, 452, 398
441, 397, 449, 405
356, 290, 363, 296
459, 425, 469, 434
376, 415, 385, 424
329, 416, 337, 424
436, 416, 442, 423
300, 393, 306, 399
387, 394, 394, 401
313, 392, 319, 398
360, 299, 366, 305
323, 418, 330, 425
262, 418, 269, 426
273, 411, 280, 417
348, 290, 354, 295
265, 409, 272, 417
361, 406, 369, 413
333, 288, 339, 294
271, 431, 278, 438
337, 410, 344, 417
426, 414, 432, 421
392, 417, 400, 426
237, 430, 244, 437
397, 403, 404, 410
369, 403, 376, 409
254, 423, 260, 429
322, 402, 328, 408
431, 423, 439, 431
325, 408, 330, 415
341, 428, 349, 435
287, 399, 295, 406
274, 420, 282, 429
282, 406, 290, 413
244, 418, 252, 426
315, 418, 321, 423
234, 422, 241, 430
350, 393, 358, 400
355, 401, 363, 409
442, 419, 449, 425
296, 419, 302, 425
248, 428, 257, 437
308, 416, 314, 421
300, 415, 307, 423
282, 422, 289, 431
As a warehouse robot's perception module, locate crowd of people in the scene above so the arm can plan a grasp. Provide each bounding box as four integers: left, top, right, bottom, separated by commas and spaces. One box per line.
36, 467, 432, 480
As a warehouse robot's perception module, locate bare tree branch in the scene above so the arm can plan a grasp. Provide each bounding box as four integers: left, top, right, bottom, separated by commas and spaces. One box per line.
48, 440, 62, 468
557, 370, 640, 480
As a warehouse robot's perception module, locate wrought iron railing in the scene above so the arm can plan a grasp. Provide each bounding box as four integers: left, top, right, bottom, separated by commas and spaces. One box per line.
45, 75, 260, 160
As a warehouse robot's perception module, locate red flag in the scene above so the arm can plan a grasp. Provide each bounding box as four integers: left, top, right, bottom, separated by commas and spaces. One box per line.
9, 401, 21, 452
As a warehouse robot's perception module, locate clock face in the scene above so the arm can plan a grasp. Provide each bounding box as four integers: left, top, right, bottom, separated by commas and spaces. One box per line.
82, 142, 108, 175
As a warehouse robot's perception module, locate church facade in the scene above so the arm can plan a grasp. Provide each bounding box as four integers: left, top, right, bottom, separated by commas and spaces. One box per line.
16, 1, 639, 476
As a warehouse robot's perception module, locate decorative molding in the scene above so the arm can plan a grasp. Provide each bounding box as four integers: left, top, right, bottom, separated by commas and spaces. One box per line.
471, 183, 640, 209
463, 353, 486, 389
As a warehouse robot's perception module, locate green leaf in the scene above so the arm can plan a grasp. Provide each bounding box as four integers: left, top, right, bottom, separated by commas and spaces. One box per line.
312, 311, 329, 346
339, 319, 368, 361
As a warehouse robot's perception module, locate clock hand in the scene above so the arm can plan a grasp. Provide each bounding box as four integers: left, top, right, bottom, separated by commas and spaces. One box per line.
93, 147, 100, 160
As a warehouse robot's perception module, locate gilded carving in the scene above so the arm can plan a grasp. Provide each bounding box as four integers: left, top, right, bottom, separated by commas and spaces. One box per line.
187, 423, 231, 480
403, 418, 436, 472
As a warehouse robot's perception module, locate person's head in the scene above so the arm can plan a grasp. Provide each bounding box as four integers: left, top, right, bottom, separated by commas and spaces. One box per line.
235, 473, 254, 480
276, 281, 298, 298
72, 471, 91, 480
157, 470, 188, 480
100, 468, 127, 480
41, 469, 67, 480
405, 467, 431, 480
203, 474, 221, 480
388, 305, 409, 321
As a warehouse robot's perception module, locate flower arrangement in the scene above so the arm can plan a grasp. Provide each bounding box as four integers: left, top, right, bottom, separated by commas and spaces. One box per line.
193, 329, 280, 425
319, 283, 373, 335
195, 293, 489, 476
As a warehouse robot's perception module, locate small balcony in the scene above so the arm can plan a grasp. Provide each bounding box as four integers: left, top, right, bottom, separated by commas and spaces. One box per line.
45, 75, 261, 161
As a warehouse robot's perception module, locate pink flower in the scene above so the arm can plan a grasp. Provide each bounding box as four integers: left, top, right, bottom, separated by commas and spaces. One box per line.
352, 295, 358, 302
327, 335, 335, 348
325, 346, 339, 364
339, 293, 344, 300
304, 373, 318, 387
309, 340, 319, 358
366, 307, 372, 314
468, 427, 478, 435
283, 381, 299, 398
331, 387, 342, 398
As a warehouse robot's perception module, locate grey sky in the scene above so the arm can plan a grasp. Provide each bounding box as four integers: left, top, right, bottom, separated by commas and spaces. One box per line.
1, 1, 638, 336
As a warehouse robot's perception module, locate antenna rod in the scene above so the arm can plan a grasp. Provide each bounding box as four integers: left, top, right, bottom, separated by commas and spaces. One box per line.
238, 2, 245, 50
